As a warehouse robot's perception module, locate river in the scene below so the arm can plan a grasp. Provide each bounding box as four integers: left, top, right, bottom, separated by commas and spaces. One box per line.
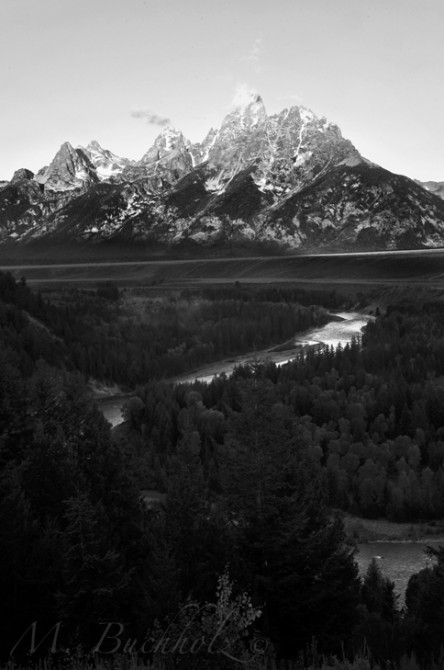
96, 311, 444, 602
356, 540, 444, 605
185, 311, 443, 605
170, 311, 371, 385
97, 310, 371, 427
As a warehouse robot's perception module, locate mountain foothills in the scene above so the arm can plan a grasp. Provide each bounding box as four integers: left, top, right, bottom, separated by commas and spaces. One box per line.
2, 92, 444, 252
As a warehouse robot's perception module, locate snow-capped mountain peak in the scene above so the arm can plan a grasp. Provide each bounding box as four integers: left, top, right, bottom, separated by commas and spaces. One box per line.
227, 90, 267, 130
139, 127, 188, 164
35, 141, 98, 191
159, 127, 186, 152
86, 140, 103, 152
82, 141, 132, 180
3, 92, 444, 252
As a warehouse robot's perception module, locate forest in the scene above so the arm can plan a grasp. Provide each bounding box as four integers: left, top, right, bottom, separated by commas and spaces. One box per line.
0, 277, 340, 385
1, 271, 444, 669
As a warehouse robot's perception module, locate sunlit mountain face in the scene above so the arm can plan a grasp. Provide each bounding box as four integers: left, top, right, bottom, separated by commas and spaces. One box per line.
2, 94, 444, 252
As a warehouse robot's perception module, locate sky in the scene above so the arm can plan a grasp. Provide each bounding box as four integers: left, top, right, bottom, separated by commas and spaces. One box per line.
2, 0, 444, 181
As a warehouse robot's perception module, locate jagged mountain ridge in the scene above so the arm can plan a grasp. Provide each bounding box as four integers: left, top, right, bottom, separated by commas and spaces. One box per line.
2, 92, 444, 251
83, 140, 134, 180
35, 142, 99, 191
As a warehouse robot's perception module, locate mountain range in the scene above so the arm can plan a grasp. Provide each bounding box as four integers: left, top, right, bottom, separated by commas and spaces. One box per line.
2, 92, 444, 254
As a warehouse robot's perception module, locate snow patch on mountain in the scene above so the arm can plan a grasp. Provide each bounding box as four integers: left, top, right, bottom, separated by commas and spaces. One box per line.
299, 107, 316, 123
205, 174, 226, 194
82, 141, 131, 180
162, 127, 180, 152
3, 93, 444, 251
338, 154, 364, 168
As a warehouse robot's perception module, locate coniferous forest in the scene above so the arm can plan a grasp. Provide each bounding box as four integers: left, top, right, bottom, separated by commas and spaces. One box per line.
2, 271, 444, 669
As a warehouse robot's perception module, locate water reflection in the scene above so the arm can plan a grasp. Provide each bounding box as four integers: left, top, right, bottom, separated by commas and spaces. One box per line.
356, 541, 442, 604
99, 311, 371, 426
173, 311, 371, 384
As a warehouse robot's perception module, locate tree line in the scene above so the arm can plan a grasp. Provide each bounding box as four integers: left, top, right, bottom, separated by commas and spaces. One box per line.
119, 301, 444, 521
0, 274, 341, 387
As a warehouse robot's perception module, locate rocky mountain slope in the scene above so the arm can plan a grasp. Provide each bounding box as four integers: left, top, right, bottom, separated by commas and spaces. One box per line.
2, 92, 444, 252
415, 179, 444, 201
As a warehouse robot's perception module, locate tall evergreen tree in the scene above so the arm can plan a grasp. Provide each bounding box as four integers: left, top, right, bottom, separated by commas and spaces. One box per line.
219, 379, 361, 658
405, 546, 444, 660
355, 558, 401, 662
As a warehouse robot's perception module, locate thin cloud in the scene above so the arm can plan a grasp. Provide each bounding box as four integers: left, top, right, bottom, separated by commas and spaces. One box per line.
242, 36, 262, 64
241, 37, 262, 72
131, 109, 171, 126
232, 84, 259, 108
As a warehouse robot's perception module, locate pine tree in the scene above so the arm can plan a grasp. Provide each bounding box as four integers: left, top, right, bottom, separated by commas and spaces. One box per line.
405, 546, 444, 660
56, 493, 129, 645
219, 379, 361, 658
162, 429, 231, 604
354, 558, 401, 662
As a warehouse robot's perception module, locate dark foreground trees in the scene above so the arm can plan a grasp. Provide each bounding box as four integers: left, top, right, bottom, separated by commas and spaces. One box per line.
218, 380, 361, 657
5, 272, 444, 665
404, 546, 444, 662
355, 558, 402, 662
0, 365, 153, 657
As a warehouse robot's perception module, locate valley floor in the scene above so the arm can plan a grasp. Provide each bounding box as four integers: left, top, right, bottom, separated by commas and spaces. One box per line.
343, 514, 444, 543
3, 249, 444, 292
